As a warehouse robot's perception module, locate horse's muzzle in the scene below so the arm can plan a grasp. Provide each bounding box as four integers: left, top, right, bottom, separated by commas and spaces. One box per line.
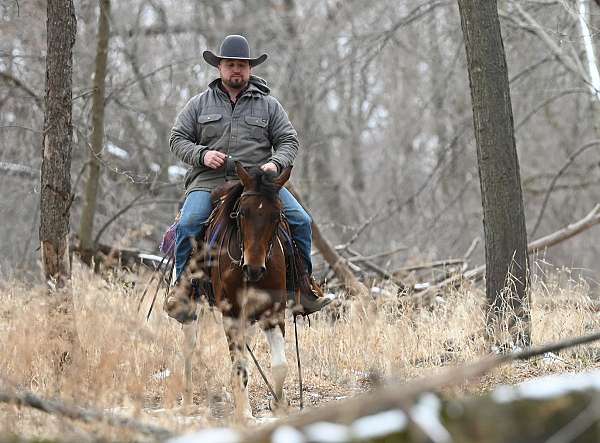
243, 264, 266, 282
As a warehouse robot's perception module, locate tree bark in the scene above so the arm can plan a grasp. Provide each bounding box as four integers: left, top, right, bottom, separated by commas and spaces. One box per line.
40, 0, 77, 288
40, 0, 80, 376
457, 0, 531, 346
79, 0, 111, 264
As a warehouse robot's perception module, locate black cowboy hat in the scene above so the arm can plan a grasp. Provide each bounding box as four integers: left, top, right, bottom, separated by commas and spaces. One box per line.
203, 35, 268, 67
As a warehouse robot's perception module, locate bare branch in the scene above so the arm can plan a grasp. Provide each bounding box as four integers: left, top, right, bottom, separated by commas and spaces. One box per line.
0, 161, 36, 179
0, 383, 173, 440
530, 140, 600, 237
0, 71, 43, 109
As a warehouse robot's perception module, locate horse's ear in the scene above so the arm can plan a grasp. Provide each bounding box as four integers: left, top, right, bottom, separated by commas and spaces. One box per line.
235, 161, 252, 187
274, 166, 292, 189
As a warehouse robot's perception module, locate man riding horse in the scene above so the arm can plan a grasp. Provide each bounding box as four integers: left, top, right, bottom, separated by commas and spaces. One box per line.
164, 35, 331, 322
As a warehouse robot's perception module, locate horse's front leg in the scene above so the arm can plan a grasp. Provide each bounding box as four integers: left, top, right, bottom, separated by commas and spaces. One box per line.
224, 317, 253, 421
263, 320, 288, 414
182, 317, 198, 408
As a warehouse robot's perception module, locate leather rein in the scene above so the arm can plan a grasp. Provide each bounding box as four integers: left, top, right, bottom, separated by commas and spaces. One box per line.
227, 190, 283, 271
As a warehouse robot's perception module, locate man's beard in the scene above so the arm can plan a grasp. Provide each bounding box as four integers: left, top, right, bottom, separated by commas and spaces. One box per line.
223, 76, 247, 89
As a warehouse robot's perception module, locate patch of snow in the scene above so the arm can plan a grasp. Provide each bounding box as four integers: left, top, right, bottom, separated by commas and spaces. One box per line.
106, 141, 130, 159
167, 428, 240, 443
272, 426, 305, 443
150, 163, 161, 172
540, 352, 565, 367
303, 422, 350, 443
492, 370, 600, 404
324, 292, 337, 302
414, 283, 430, 290
138, 253, 165, 263
410, 393, 451, 443
351, 409, 407, 439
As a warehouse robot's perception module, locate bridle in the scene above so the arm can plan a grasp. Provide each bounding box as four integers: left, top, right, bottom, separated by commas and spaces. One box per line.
229, 190, 282, 271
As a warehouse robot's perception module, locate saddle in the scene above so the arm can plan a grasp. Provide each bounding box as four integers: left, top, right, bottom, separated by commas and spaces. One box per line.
189, 183, 311, 306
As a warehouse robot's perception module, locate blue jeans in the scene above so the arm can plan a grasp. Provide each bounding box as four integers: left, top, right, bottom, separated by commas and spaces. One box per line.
175, 188, 313, 281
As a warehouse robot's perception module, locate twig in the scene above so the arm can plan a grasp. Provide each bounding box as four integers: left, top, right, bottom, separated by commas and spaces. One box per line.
515, 89, 591, 132
413, 204, 600, 298
338, 124, 468, 250
463, 237, 479, 260
0, 71, 42, 109
347, 246, 408, 263
92, 182, 175, 247
394, 259, 465, 274
530, 140, 600, 237
346, 247, 406, 290
0, 385, 173, 440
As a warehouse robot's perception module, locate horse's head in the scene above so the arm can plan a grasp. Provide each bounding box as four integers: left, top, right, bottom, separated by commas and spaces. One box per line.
235, 162, 291, 282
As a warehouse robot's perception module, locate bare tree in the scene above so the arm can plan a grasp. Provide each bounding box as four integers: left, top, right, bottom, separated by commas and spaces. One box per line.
39, 0, 81, 374
457, 0, 531, 346
40, 0, 77, 287
79, 0, 111, 265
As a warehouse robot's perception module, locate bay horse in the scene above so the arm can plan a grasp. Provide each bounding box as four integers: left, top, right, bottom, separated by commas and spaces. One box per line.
180, 162, 292, 420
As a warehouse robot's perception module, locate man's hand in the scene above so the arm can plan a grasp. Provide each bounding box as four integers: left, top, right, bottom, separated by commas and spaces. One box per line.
203, 150, 227, 169
260, 162, 278, 173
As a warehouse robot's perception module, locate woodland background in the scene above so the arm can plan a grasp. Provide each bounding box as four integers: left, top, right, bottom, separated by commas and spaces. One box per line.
1, 0, 600, 286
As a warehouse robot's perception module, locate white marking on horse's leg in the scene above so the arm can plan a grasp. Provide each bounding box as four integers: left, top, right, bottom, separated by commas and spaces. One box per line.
264, 326, 288, 406
182, 318, 198, 407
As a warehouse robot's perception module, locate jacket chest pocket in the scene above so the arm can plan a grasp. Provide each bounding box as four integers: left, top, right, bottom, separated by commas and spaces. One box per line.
244, 116, 269, 141
197, 114, 223, 143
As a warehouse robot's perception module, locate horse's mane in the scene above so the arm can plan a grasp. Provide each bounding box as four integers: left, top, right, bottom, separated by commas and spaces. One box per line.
220, 168, 280, 212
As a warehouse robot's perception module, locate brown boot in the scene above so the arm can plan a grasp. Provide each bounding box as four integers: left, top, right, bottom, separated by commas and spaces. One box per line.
291, 276, 334, 316
164, 279, 198, 324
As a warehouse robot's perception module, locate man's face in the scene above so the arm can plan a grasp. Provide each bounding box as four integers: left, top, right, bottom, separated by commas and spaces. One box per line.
218, 59, 251, 90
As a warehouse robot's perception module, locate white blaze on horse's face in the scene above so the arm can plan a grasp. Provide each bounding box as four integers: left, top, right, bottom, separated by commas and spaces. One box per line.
239, 195, 281, 282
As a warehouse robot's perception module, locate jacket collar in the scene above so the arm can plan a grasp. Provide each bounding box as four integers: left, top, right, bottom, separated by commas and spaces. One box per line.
208, 75, 270, 98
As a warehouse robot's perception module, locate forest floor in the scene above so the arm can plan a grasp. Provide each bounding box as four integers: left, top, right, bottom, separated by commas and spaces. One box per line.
1, 260, 599, 441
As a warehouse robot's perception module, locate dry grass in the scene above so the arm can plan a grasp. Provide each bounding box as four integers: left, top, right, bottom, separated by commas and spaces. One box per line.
1, 260, 599, 441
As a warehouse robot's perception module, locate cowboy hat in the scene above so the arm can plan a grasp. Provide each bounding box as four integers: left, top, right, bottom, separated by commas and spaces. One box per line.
202, 35, 268, 67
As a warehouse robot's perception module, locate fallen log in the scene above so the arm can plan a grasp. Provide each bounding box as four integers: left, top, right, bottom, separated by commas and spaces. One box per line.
286, 184, 369, 297
413, 204, 600, 298
0, 384, 173, 440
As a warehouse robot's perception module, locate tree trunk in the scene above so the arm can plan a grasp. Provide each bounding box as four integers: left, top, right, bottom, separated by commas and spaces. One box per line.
79, 0, 111, 265
40, 0, 80, 376
40, 0, 77, 288
457, 0, 531, 347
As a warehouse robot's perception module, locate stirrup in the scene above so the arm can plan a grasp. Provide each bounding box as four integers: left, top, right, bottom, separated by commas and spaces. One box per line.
164, 280, 198, 324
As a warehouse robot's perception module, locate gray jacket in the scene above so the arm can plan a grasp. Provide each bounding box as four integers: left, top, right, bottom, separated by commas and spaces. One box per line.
169, 75, 299, 193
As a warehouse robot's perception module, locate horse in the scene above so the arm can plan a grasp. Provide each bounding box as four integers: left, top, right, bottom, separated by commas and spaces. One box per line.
178, 162, 292, 420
